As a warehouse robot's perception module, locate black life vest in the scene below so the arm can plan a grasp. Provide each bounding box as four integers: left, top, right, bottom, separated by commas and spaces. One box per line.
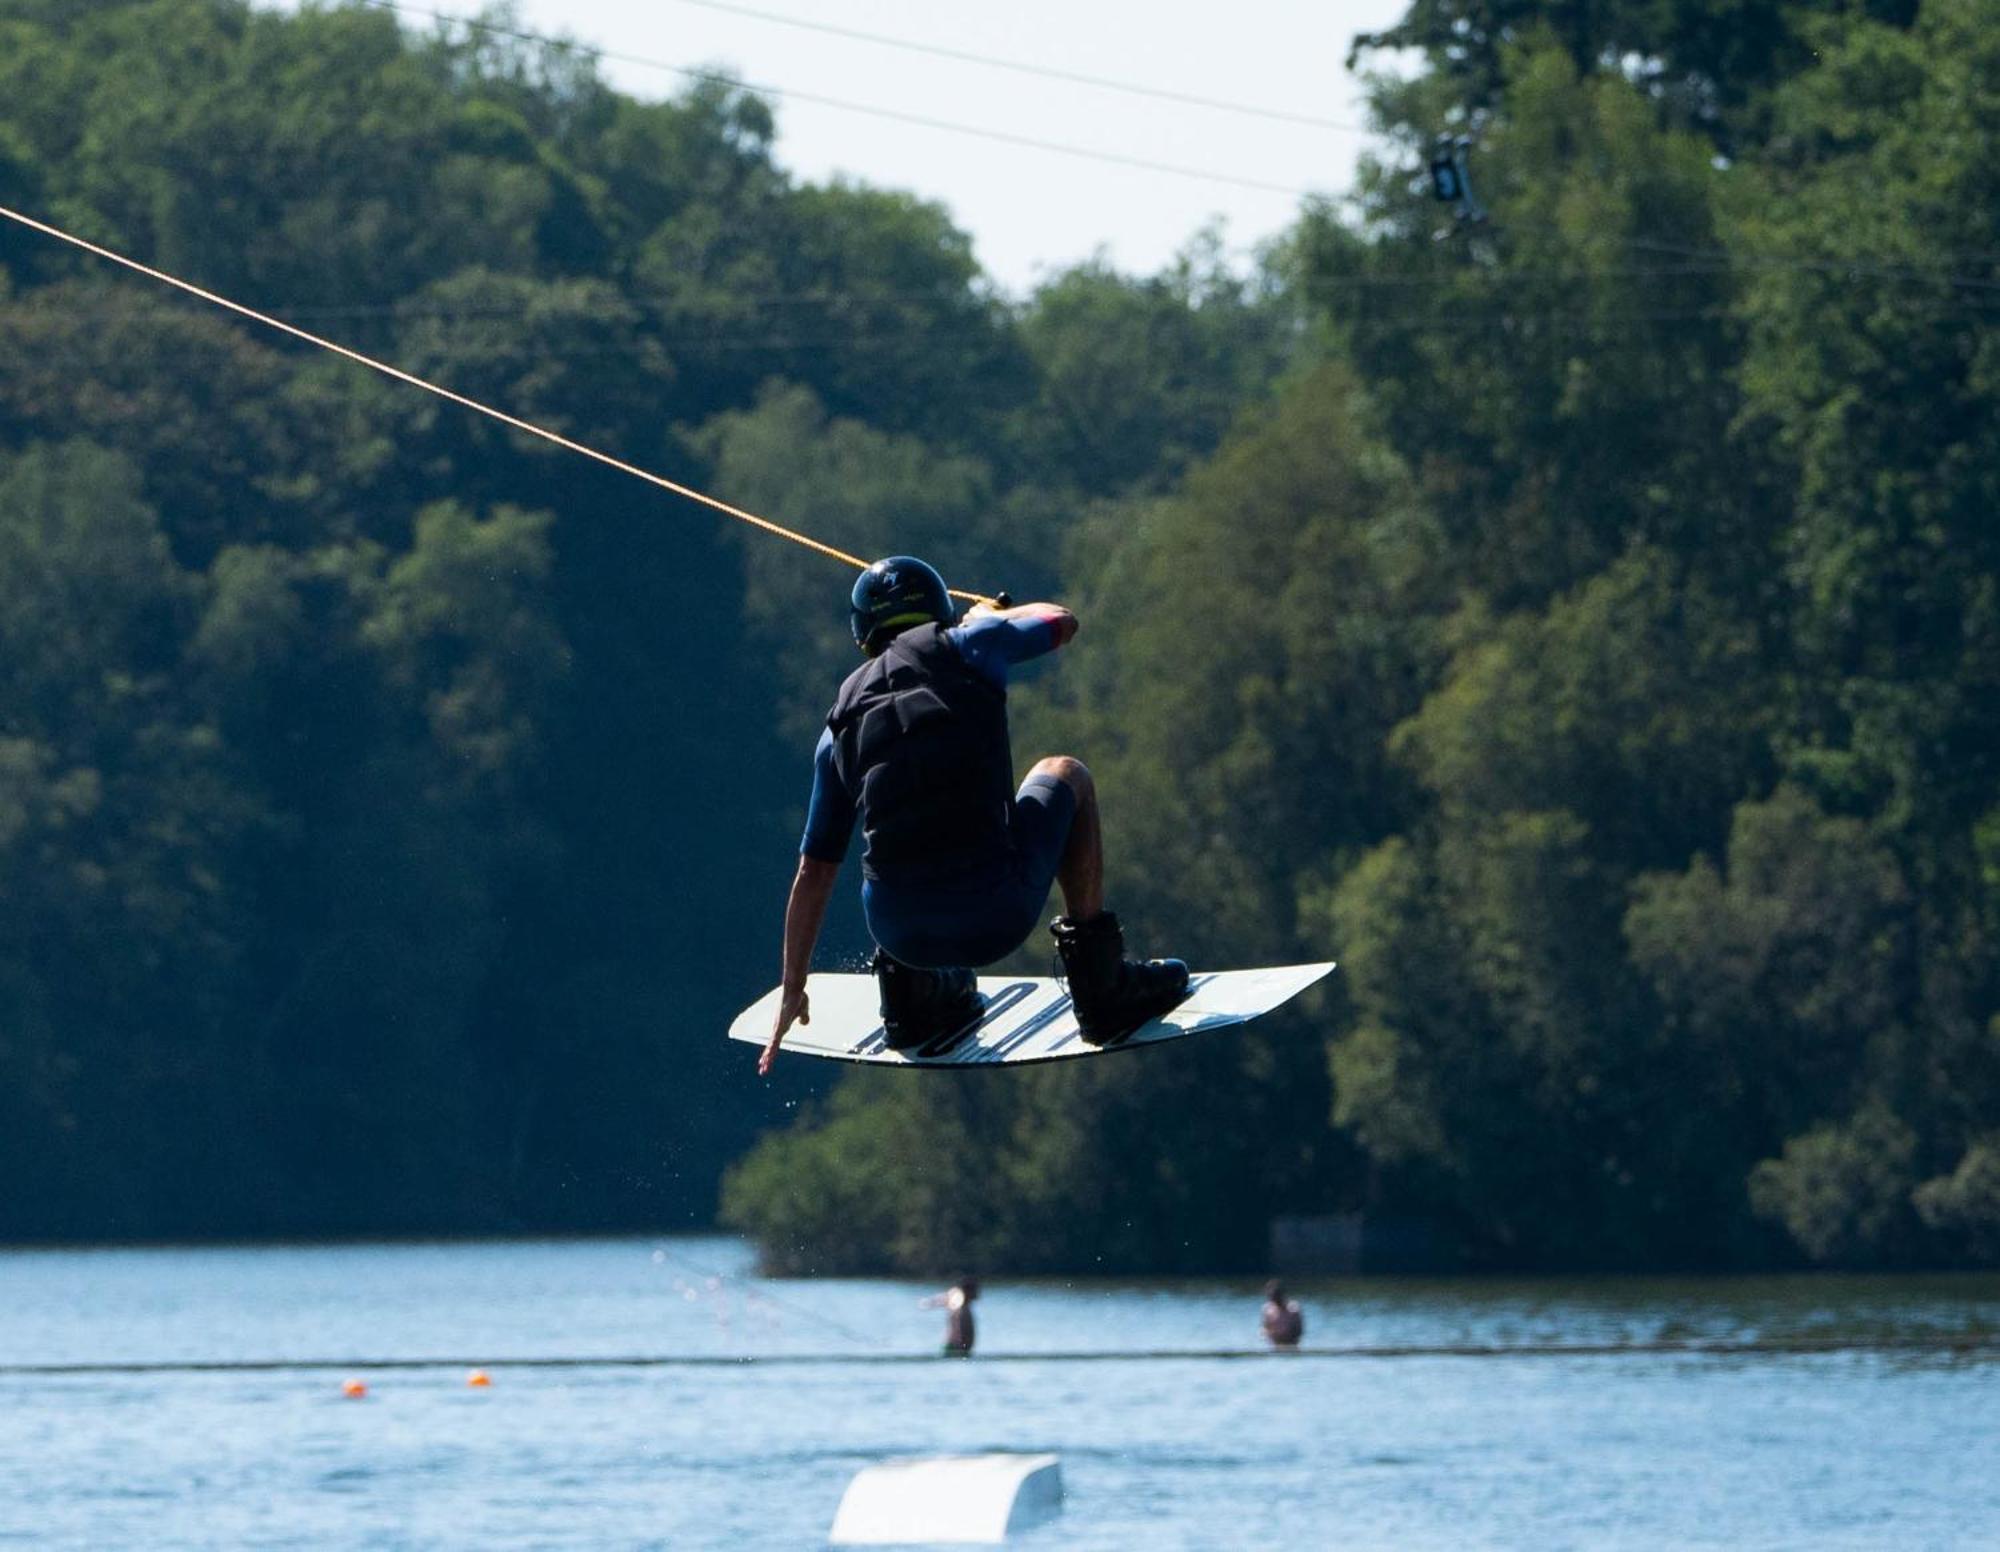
826, 623, 1015, 882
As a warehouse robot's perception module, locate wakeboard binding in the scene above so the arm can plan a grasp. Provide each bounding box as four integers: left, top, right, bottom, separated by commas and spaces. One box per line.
1050, 912, 1190, 1046
872, 947, 983, 1052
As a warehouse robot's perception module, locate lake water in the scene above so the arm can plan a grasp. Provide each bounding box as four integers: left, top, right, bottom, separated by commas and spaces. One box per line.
0, 1236, 1995, 1549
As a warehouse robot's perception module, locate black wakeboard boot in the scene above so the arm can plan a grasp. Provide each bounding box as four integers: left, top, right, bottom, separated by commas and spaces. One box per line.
1050, 912, 1190, 1047
872, 948, 983, 1053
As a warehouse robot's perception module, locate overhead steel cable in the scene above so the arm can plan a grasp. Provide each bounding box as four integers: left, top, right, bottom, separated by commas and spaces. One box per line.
657, 0, 1369, 133
4, 1330, 1994, 1375
5, 284, 1989, 373
11, 248, 1992, 331
364, 0, 1319, 198
0, 202, 995, 605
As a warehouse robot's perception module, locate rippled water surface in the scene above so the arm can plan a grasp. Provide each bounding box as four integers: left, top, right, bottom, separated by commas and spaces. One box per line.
1, 1237, 1995, 1549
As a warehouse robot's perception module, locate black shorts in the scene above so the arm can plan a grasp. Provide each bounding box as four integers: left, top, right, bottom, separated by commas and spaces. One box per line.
861, 772, 1077, 969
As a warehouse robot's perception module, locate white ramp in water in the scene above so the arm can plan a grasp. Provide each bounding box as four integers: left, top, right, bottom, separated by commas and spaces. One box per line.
828, 1453, 1063, 1545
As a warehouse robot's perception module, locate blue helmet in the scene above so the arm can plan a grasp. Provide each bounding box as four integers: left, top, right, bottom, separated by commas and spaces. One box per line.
850, 556, 954, 655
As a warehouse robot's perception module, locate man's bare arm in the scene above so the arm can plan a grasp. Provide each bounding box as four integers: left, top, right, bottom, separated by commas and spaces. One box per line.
760, 854, 841, 1075
963, 599, 1078, 647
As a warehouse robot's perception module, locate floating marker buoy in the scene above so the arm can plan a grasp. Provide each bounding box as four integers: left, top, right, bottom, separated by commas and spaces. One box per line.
341, 1378, 368, 1400
467, 1369, 491, 1388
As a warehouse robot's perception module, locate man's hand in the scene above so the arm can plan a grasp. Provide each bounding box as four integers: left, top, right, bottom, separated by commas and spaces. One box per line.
766, 856, 839, 1078
759, 983, 810, 1076
961, 597, 1076, 647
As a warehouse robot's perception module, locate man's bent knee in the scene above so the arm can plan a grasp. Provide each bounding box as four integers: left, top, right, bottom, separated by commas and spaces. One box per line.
1030, 755, 1093, 797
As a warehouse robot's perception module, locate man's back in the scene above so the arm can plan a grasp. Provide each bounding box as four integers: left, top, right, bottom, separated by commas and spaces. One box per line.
802, 613, 1064, 885
825, 622, 1016, 883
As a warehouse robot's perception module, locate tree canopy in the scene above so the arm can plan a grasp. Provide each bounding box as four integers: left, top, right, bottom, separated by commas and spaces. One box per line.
2, 0, 1993, 1273
0, 0, 1289, 1238
728, 0, 2000, 1274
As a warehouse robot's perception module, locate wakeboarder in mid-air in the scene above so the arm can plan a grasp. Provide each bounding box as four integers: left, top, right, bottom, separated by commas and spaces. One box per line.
756, 556, 1189, 1074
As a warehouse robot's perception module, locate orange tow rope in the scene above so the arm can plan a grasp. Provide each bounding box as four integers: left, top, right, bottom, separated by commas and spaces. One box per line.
0, 202, 995, 605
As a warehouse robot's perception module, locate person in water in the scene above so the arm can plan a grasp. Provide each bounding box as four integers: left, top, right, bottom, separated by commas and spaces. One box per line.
757, 556, 1188, 1072
1261, 1280, 1304, 1348
920, 1277, 980, 1356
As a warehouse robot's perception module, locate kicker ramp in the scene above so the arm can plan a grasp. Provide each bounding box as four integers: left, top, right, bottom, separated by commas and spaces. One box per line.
828, 1452, 1063, 1545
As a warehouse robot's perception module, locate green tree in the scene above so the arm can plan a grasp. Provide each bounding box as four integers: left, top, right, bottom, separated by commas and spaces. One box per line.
1351, 0, 1915, 142
0, 441, 265, 1232
698, 382, 999, 741
1010, 237, 1296, 499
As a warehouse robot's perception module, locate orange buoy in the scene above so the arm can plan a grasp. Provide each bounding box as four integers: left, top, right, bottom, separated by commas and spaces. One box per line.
466, 1369, 492, 1388
341, 1378, 368, 1399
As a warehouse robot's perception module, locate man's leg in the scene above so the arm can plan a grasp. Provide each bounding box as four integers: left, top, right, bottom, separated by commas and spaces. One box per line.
1027, 755, 1190, 1045
1027, 755, 1103, 921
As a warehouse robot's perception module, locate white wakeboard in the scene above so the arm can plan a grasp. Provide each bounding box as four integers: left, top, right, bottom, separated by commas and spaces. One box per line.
731, 962, 1335, 1068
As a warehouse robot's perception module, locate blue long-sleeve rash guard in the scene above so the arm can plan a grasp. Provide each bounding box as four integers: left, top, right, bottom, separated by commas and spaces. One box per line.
800, 611, 1061, 863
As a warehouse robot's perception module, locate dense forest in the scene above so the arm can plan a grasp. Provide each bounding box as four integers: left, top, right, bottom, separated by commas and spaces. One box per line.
2, 0, 1995, 1272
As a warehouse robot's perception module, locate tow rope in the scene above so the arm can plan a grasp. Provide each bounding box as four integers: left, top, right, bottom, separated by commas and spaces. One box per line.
0, 203, 995, 604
